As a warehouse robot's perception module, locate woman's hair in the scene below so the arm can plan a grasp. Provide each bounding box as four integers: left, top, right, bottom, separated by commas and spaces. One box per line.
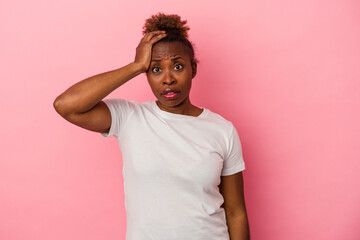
143, 12, 198, 66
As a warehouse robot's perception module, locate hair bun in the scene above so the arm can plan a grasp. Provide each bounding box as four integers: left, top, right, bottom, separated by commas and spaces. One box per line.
143, 12, 190, 38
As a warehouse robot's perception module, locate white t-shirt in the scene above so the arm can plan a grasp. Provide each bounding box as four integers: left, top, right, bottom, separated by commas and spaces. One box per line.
101, 98, 245, 240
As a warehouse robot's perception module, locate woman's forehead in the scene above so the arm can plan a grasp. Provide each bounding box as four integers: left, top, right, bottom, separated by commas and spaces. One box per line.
151, 42, 190, 60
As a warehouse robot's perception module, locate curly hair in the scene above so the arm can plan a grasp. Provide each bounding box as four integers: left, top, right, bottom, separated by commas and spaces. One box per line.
143, 12, 198, 65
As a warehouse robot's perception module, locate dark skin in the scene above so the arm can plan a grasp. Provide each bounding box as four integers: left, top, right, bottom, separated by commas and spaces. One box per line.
220, 172, 250, 240
54, 30, 249, 239
145, 41, 202, 116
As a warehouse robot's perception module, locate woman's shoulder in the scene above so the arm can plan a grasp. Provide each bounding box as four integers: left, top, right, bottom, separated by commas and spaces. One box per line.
202, 108, 235, 132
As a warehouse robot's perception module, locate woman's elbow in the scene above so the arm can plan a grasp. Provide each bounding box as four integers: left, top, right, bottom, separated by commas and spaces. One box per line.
53, 95, 70, 117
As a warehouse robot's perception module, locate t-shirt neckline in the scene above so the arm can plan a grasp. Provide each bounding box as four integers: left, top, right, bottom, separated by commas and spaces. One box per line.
151, 101, 208, 119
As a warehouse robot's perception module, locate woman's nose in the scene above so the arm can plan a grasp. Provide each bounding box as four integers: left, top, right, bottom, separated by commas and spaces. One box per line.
162, 71, 176, 85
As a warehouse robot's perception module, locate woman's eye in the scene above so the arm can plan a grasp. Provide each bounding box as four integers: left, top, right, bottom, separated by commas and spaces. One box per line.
152, 67, 161, 73
174, 64, 183, 70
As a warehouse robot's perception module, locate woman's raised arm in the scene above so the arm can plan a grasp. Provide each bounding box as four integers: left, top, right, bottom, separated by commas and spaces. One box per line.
53, 31, 167, 133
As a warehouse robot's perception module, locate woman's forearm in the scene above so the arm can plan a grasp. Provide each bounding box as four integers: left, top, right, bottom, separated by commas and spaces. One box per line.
54, 62, 143, 116
227, 214, 250, 240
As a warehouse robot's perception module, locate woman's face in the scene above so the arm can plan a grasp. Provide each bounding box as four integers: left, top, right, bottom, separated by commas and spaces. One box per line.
146, 41, 196, 109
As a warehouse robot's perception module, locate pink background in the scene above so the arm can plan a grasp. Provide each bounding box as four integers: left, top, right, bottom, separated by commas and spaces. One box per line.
1, 0, 359, 239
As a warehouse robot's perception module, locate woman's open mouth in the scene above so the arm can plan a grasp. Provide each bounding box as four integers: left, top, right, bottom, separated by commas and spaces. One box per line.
162, 91, 180, 100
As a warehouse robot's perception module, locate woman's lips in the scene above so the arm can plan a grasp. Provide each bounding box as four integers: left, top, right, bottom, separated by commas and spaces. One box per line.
162, 91, 180, 100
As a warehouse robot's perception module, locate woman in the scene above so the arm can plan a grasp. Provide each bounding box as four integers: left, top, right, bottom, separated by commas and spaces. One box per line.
54, 12, 250, 240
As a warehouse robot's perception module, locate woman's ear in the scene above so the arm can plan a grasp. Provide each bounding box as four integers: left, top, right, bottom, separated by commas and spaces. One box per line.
191, 62, 197, 78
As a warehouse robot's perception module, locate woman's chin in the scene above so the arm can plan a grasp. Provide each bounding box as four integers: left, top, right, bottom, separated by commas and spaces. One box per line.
156, 97, 188, 108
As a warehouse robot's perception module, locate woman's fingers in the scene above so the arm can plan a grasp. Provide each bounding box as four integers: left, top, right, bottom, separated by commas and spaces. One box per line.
143, 30, 166, 42
134, 30, 167, 72
149, 32, 167, 44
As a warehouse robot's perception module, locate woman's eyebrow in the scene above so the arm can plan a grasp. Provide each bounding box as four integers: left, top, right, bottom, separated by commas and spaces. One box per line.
171, 57, 182, 61
151, 57, 182, 62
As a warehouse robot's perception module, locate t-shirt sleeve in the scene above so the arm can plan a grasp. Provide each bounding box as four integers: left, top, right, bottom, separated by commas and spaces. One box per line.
221, 125, 246, 176
100, 98, 137, 138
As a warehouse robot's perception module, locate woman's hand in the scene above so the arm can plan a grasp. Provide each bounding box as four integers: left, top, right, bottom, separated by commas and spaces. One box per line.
134, 30, 167, 72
